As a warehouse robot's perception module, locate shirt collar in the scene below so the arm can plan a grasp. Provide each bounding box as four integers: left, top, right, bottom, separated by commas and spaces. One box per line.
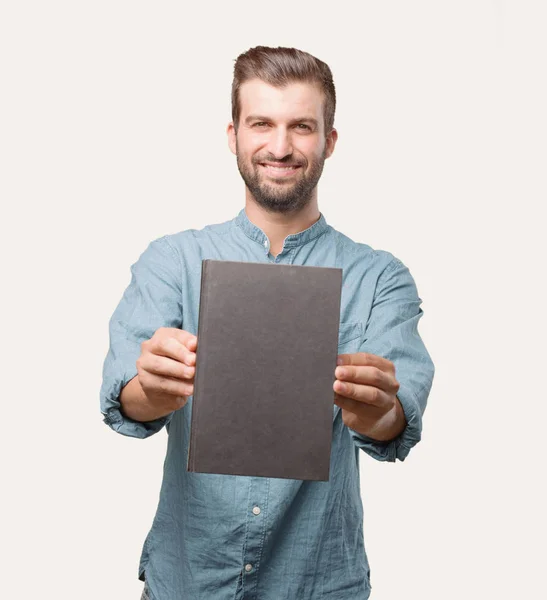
235, 207, 329, 250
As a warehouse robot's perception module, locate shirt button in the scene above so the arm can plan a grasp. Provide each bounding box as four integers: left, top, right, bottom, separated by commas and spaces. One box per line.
263, 240, 268, 247
245, 563, 253, 572
252, 506, 261, 515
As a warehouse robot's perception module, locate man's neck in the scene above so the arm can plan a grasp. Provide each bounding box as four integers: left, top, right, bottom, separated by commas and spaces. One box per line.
244, 198, 321, 257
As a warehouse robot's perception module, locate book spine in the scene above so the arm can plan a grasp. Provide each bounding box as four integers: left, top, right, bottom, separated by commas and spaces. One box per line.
187, 259, 209, 472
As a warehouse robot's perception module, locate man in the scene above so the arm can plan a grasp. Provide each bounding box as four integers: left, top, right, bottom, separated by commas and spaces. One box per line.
100, 46, 435, 600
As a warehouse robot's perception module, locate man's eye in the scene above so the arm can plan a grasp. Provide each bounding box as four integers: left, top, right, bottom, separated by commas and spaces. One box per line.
296, 124, 311, 130
254, 122, 268, 127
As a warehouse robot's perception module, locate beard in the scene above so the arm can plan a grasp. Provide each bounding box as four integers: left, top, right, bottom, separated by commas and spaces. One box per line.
235, 142, 327, 215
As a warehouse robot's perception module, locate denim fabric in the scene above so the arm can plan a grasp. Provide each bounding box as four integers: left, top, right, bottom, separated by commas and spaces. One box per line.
101, 208, 435, 600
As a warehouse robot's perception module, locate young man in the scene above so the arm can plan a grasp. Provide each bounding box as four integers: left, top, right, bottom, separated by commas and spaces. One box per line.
100, 46, 435, 600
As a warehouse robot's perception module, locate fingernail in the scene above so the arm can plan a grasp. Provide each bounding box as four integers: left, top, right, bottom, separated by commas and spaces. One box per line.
336, 357, 343, 365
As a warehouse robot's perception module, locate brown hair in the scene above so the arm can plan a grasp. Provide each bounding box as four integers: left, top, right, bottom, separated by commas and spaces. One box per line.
231, 46, 336, 136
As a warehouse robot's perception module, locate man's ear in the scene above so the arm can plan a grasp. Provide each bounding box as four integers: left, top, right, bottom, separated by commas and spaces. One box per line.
325, 127, 338, 159
227, 122, 237, 155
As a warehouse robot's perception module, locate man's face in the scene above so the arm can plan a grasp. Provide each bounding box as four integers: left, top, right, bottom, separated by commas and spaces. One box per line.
227, 79, 337, 214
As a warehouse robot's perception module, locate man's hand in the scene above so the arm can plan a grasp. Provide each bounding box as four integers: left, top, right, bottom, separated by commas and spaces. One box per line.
333, 352, 406, 442
136, 327, 198, 413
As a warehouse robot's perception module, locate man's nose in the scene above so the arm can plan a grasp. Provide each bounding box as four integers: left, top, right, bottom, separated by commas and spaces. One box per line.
267, 127, 293, 159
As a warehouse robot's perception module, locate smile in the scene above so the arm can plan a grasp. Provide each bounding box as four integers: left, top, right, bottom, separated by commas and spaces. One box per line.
259, 163, 301, 177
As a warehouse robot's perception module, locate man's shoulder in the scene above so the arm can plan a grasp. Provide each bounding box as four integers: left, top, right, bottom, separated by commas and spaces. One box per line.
330, 225, 397, 270
159, 214, 234, 250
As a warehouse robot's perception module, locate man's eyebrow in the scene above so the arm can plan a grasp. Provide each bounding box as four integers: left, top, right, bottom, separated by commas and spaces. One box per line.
244, 115, 319, 126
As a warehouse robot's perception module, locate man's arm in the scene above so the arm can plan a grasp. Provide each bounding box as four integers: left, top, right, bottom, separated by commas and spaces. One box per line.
348, 255, 435, 462
99, 236, 183, 438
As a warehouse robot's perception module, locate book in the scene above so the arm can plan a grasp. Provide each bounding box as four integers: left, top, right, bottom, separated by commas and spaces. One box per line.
187, 259, 343, 481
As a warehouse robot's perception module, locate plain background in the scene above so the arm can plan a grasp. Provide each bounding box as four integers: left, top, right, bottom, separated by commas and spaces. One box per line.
1, 1, 545, 598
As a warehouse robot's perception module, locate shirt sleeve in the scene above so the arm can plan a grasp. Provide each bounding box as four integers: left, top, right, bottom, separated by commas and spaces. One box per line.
349, 255, 435, 462
99, 235, 183, 439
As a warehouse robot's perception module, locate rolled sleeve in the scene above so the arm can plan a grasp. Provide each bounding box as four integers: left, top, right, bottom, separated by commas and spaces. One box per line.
99, 235, 183, 438
349, 255, 435, 462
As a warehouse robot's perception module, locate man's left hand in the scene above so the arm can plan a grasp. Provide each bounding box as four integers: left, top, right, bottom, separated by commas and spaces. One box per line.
334, 352, 406, 442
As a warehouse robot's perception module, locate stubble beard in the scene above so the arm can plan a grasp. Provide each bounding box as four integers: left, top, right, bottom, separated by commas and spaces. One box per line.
235, 141, 327, 215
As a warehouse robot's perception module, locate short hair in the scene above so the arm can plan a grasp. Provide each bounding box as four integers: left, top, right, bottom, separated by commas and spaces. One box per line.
231, 46, 336, 136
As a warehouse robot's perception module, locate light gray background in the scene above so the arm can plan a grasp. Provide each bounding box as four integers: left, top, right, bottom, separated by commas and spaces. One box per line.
1, 1, 545, 598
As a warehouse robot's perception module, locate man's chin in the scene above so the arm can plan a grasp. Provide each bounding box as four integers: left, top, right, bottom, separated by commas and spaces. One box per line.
251, 188, 311, 212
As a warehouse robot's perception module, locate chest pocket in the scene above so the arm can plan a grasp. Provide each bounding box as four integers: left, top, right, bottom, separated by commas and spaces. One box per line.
334, 321, 364, 420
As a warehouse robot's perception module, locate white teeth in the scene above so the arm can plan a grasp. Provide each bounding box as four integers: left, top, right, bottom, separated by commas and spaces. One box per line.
263, 165, 298, 170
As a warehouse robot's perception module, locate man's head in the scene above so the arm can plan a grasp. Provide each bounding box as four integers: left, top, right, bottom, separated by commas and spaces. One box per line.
227, 46, 338, 214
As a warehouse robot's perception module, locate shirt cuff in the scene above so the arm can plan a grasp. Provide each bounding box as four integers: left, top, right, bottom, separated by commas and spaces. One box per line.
100, 359, 173, 439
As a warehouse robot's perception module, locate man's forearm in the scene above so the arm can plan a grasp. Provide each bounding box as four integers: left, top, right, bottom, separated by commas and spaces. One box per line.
119, 376, 174, 423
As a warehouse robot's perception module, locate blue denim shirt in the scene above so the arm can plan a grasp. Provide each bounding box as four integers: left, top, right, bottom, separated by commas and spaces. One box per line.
100, 208, 435, 600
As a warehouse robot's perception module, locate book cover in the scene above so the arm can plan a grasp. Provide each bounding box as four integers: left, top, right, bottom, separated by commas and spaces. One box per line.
187, 259, 343, 481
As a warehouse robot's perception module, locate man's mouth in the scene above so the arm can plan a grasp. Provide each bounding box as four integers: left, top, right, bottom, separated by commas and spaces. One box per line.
258, 162, 302, 177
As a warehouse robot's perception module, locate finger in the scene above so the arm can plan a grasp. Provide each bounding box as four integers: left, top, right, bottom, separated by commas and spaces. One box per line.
153, 327, 197, 352
185, 335, 198, 351
333, 393, 362, 414
140, 353, 195, 381
169, 328, 198, 350
154, 336, 196, 366
337, 352, 395, 374
334, 365, 399, 394
139, 370, 194, 397
332, 379, 389, 407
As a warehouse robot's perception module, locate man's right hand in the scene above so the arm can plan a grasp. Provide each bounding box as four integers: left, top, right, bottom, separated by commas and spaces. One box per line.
136, 327, 198, 413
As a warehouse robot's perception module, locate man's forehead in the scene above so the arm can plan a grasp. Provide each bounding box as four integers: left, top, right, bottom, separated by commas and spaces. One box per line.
239, 79, 323, 119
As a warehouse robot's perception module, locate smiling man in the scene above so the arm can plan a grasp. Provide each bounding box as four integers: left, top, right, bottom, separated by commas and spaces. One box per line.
100, 46, 435, 600
230, 78, 333, 219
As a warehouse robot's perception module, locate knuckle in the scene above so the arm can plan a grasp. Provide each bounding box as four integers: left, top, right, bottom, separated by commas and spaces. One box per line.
184, 383, 194, 396
370, 387, 381, 405
151, 355, 163, 374
138, 370, 149, 388
372, 367, 383, 386
158, 377, 170, 393
178, 344, 189, 361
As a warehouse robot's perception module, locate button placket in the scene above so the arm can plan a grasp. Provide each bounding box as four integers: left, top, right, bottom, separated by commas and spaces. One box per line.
241, 477, 269, 596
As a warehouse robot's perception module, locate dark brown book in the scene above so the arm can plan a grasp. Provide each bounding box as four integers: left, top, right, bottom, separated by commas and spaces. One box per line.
187, 259, 343, 481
